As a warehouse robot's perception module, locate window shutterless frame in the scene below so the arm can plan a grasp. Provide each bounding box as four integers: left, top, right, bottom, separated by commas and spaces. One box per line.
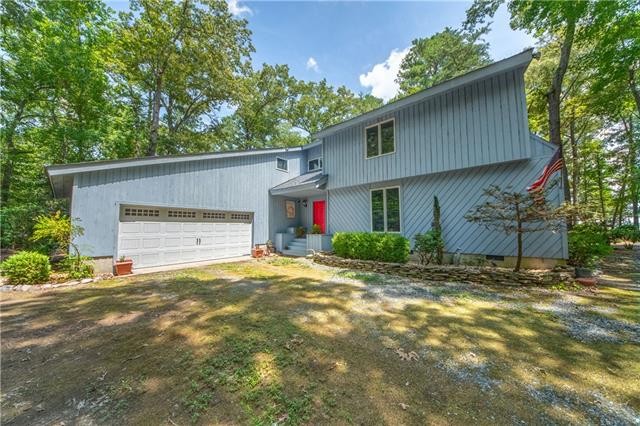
364, 118, 395, 159
308, 157, 323, 171
369, 185, 402, 233
276, 157, 288, 172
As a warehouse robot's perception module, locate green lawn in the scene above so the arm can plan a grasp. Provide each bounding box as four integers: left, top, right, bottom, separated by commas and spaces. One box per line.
1, 250, 639, 425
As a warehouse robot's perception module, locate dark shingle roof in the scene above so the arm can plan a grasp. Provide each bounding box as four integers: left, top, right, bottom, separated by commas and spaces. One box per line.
270, 171, 327, 195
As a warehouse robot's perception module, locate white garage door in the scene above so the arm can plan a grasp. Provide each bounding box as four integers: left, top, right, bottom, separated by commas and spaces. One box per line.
117, 205, 253, 269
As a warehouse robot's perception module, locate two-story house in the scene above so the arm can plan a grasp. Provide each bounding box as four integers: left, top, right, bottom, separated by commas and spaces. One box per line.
46, 49, 568, 272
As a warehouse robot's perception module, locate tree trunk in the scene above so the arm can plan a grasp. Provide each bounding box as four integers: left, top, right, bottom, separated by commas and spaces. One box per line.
569, 112, 579, 205
627, 119, 639, 229
595, 153, 607, 227
514, 201, 522, 272
633, 183, 639, 230
1, 103, 26, 205
146, 75, 163, 157
547, 18, 576, 204
611, 181, 625, 229
630, 67, 640, 118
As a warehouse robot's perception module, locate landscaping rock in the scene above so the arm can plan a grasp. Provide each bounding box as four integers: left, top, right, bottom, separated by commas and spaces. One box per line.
0, 273, 113, 292
313, 254, 574, 287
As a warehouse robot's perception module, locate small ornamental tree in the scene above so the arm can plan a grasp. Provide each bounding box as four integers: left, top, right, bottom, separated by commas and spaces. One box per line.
464, 184, 568, 272
30, 212, 90, 275
432, 196, 444, 264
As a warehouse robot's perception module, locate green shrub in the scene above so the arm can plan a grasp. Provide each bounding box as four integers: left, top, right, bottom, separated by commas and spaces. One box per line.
0, 251, 51, 285
332, 232, 410, 263
568, 223, 612, 267
295, 226, 306, 238
609, 225, 640, 249
61, 256, 94, 279
414, 230, 444, 265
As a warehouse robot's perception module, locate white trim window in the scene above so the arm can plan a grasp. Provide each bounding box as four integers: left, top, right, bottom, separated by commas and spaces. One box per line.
370, 186, 401, 232
365, 118, 395, 159
308, 157, 323, 171
276, 157, 288, 172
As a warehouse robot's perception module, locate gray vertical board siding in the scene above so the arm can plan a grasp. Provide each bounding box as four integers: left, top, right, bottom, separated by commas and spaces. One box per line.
300, 195, 327, 229
305, 145, 323, 171
326, 135, 567, 259
323, 69, 530, 190
71, 151, 304, 257
269, 195, 300, 236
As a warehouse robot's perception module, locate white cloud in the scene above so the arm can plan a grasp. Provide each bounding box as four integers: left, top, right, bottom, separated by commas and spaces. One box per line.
359, 48, 409, 102
227, 0, 252, 16
306, 57, 320, 73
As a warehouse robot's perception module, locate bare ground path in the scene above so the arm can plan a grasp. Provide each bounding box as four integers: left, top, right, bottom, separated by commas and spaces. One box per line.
1, 253, 639, 425
599, 244, 639, 292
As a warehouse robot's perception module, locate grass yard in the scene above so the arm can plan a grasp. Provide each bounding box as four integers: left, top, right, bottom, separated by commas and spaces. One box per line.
1, 249, 639, 425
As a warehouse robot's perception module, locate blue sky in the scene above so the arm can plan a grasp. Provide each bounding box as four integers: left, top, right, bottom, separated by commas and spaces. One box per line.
107, 1, 536, 101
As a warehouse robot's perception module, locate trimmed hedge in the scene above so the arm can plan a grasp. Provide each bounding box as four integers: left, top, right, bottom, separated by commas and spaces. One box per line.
0, 251, 51, 285
332, 232, 410, 263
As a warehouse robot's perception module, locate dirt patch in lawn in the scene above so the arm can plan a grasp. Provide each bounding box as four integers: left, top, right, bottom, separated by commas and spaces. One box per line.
1, 251, 639, 425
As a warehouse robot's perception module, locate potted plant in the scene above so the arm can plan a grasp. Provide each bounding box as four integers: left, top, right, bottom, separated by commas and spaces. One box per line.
568, 224, 612, 277
295, 226, 306, 238
114, 256, 133, 275
265, 240, 275, 255
310, 224, 322, 234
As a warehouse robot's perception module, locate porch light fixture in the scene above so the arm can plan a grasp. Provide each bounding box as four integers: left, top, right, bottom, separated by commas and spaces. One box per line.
302, 199, 308, 208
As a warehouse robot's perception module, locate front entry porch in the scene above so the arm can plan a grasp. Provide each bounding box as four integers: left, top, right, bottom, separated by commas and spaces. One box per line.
269, 171, 332, 256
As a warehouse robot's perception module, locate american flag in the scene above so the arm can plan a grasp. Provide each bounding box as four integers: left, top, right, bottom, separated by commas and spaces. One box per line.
527, 149, 563, 193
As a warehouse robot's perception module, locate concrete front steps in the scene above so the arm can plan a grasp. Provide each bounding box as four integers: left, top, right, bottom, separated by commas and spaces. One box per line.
282, 237, 308, 257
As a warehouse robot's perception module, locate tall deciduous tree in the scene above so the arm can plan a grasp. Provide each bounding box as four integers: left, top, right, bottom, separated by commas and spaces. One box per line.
1, 0, 112, 203
465, 1, 604, 203
115, 0, 252, 156
287, 79, 383, 135
213, 64, 300, 151
396, 27, 491, 96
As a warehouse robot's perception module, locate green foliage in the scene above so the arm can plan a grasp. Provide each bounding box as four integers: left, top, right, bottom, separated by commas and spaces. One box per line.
568, 223, 613, 268
295, 226, 306, 238
116, 0, 253, 156
310, 224, 322, 234
31, 212, 71, 249
61, 256, 94, 279
414, 230, 444, 265
397, 27, 491, 97
30, 212, 84, 256
332, 232, 410, 263
609, 225, 640, 249
0, 251, 51, 285
287, 79, 383, 135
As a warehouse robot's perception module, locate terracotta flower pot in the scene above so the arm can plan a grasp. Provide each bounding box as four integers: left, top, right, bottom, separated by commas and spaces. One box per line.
575, 267, 593, 278
114, 259, 133, 276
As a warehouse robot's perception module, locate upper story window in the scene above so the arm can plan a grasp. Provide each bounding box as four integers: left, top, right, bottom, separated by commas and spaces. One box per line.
276, 157, 288, 172
365, 119, 395, 159
308, 157, 323, 171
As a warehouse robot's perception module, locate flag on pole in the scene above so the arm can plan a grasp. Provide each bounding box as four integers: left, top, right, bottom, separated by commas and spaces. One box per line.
527, 149, 563, 193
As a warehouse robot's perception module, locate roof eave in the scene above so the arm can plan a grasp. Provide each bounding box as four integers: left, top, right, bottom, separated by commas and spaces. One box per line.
312, 49, 535, 139
45, 145, 309, 177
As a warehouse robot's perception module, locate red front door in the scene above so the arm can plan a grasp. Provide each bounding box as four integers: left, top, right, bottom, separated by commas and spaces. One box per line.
313, 200, 326, 234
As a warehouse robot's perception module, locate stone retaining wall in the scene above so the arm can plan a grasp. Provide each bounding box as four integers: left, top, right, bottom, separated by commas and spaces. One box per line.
313, 254, 574, 287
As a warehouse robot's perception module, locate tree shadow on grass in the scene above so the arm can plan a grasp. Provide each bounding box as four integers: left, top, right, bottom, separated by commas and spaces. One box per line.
1, 261, 638, 425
